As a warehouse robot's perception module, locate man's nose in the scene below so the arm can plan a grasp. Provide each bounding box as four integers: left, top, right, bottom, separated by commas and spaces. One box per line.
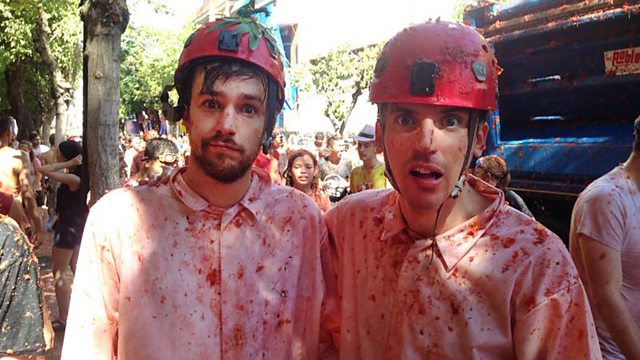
216, 106, 238, 135
414, 120, 436, 152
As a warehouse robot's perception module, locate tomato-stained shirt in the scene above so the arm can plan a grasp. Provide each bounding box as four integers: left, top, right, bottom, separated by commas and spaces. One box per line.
62, 168, 331, 359
324, 177, 602, 359
570, 165, 640, 359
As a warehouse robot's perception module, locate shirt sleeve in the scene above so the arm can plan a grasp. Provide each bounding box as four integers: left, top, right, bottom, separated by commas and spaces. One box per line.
513, 282, 602, 360
573, 185, 625, 251
61, 204, 120, 359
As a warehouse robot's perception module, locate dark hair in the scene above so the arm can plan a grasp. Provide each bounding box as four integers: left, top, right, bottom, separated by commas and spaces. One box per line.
284, 149, 321, 193
476, 155, 511, 189
144, 138, 179, 161
177, 58, 282, 143
160, 91, 169, 103
49, 133, 56, 146
58, 140, 82, 161
0, 114, 12, 136
28, 131, 40, 141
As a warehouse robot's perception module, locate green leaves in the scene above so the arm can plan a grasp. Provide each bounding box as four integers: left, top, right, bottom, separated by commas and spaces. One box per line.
0, 0, 80, 112
291, 43, 383, 133
206, 16, 287, 62
249, 30, 260, 50
233, 22, 251, 35
120, 22, 195, 117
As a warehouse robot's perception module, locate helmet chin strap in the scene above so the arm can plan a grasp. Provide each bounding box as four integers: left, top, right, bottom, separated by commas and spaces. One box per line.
262, 136, 272, 155
450, 110, 480, 199
378, 109, 401, 193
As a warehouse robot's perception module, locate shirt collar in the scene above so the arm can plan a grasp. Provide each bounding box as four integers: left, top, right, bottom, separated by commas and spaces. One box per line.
169, 166, 271, 220
381, 175, 504, 271
380, 191, 410, 242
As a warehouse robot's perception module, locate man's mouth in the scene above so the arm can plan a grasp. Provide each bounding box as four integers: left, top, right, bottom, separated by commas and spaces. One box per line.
206, 141, 240, 152
410, 168, 443, 180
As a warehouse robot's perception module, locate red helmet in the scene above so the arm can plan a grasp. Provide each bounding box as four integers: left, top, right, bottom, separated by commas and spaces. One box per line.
370, 20, 498, 111
174, 18, 285, 104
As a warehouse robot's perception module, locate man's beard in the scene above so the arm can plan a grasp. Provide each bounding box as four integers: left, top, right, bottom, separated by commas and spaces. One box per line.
192, 133, 261, 184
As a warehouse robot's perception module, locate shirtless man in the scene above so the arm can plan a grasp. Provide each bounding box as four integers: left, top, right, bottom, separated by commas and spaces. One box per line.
0, 115, 44, 243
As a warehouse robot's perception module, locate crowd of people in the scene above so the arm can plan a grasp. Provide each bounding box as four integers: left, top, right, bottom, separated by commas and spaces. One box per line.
1, 15, 638, 360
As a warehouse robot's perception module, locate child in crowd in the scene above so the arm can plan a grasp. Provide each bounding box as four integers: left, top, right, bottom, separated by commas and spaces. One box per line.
284, 149, 331, 212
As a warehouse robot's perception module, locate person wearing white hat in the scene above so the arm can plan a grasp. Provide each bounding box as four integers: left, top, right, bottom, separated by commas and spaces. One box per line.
349, 124, 386, 193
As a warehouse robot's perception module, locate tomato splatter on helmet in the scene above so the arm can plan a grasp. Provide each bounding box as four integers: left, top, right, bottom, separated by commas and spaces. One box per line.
370, 20, 499, 111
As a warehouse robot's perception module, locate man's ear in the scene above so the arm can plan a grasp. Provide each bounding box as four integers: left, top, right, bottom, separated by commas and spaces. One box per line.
182, 106, 192, 132
473, 121, 489, 158
375, 123, 383, 154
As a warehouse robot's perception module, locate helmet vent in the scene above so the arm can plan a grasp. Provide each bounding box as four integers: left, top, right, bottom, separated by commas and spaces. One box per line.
472, 60, 488, 82
218, 29, 240, 52
410, 61, 439, 96
374, 57, 388, 77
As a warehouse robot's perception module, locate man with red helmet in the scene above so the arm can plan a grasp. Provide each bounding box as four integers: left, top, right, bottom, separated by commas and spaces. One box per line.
323, 20, 601, 358
62, 16, 332, 358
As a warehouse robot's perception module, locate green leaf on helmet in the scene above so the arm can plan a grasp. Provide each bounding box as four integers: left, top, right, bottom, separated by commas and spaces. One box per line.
208, 20, 238, 32
232, 23, 251, 35
249, 23, 262, 38
266, 41, 277, 59
249, 31, 260, 50
263, 30, 277, 44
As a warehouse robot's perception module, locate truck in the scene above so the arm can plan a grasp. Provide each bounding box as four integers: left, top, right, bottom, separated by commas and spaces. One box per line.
464, 0, 640, 241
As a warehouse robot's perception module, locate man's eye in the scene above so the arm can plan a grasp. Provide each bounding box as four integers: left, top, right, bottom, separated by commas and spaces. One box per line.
396, 115, 415, 127
241, 104, 257, 115
441, 116, 462, 127
204, 99, 219, 109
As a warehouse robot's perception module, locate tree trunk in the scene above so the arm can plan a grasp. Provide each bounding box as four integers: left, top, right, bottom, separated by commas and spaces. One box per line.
340, 85, 363, 135
41, 105, 56, 146
32, 5, 74, 146
80, 0, 129, 205
5, 61, 33, 139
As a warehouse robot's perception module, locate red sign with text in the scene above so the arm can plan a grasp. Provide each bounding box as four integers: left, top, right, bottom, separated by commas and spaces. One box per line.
604, 46, 640, 76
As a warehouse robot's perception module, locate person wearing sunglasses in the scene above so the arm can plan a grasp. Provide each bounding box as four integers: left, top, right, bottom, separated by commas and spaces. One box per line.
474, 155, 533, 218
127, 138, 180, 187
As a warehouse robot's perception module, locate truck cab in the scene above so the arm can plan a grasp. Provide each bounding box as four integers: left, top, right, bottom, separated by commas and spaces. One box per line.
465, 0, 640, 241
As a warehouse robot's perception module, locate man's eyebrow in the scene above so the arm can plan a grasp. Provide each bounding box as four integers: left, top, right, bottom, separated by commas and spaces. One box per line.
198, 90, 265, 103
392, 106, 466, 116
390, 106, 417, 115
240, 93, 265, 103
